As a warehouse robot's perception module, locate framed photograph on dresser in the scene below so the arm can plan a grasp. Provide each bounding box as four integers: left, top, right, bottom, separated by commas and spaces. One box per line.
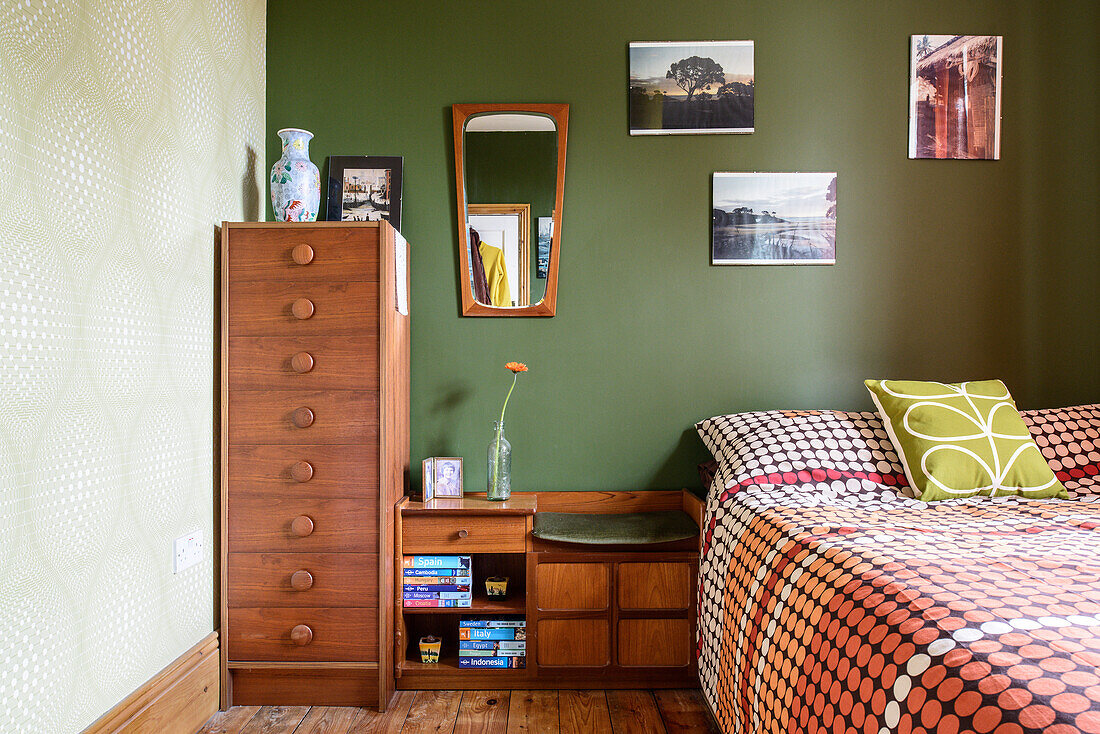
432, 457, 464, 497
326, 155, 403, 229
421, 458, 435, 502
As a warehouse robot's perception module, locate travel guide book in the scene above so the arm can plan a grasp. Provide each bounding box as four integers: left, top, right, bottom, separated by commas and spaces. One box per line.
403, 598, 473, 608
459, 640, 526, 652
402, 555, 471, 569
458, 626, 526, 640
457, 655, 525, 669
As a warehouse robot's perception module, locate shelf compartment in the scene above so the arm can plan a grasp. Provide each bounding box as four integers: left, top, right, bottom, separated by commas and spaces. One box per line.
400, 552, 526, 613
402, 612, 527, 674
402, 593, 525, 615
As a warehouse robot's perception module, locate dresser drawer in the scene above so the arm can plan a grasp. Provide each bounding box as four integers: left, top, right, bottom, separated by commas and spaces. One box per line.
228, 496, 376, 552
228, 553, 377, 607
227, 607, 376, 662
617, 619, 692, 667
228, 280, 378, 337
538, 619, 610, 668
228, 336, 378, 391
617, 562, 693, 610
229, 390, 377, 445
536, 563, 608, 611
403, 515, 526, 553
227, 444, 379, 499
228, 226, 379, 282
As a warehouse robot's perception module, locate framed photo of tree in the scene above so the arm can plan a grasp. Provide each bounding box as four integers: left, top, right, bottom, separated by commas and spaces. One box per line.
629, 41, 754, 135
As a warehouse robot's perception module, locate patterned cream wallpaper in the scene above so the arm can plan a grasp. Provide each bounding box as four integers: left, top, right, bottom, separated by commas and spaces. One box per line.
0, 0, 264, 730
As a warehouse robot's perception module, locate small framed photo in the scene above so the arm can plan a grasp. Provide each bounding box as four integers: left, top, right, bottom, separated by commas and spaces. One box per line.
432, 457, 464, 498
420, 458, 435, 502
326, 156, 403, 230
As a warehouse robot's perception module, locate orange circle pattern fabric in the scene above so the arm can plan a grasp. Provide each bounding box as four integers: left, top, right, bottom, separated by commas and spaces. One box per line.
1021, 405, 1100, 500
698, 404, 1100, 734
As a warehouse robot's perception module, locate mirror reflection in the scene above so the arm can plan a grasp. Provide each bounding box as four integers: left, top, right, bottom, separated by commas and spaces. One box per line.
464, 113, 558, 308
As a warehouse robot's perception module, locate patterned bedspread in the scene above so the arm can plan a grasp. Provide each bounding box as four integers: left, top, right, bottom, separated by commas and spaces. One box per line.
699, 479, 1100, 734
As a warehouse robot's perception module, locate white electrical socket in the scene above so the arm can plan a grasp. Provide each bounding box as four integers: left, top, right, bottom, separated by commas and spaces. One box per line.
174, 530, 203, 574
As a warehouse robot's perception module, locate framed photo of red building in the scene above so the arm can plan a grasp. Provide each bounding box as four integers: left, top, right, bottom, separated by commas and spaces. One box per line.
908, 35, 1002, 160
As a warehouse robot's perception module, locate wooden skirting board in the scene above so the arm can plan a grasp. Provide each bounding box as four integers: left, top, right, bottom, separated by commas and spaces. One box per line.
83, 632, 219, 734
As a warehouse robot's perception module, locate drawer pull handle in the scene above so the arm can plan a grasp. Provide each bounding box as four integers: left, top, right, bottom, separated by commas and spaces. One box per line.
291, 515, 315, 537
291, 407, 314, 428
290, 624, 313, 646
290, 352, 314, 373
290, 461, 313, 482
290, 570, 314, 591
291, 244, 314, 265
291, 298, 315, 320
457, 529, 469, 539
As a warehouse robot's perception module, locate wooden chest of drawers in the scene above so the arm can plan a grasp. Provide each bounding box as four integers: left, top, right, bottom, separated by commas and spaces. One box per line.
221, 222, 409, 711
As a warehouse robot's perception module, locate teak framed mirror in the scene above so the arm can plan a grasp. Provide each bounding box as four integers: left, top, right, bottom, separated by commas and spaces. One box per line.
453, 102, 568, 316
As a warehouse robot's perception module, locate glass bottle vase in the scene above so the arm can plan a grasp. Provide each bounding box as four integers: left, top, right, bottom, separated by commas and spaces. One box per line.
487, 420, 511, 501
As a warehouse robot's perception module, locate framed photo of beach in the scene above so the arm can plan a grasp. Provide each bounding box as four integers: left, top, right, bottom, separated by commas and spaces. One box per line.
326, 155, 403, 230
711, 172, 837, 265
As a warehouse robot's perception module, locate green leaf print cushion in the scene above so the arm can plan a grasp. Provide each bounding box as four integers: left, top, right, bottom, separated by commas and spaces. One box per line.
865, 379, 1068, 502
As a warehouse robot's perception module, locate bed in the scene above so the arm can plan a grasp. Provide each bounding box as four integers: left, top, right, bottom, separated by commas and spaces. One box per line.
696, 404, 1100, 734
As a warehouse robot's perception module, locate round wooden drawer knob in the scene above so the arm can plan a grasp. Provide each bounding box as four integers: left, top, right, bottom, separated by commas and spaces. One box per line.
457, 529, 469, 539
291, 298, 315, 320
291, 407, 314, 428
290, 352, 314, 373
290, 624, 313, 646
290, 461, 313, 482
291, 244, 314, 265
291, 515, 315, 537
290, 570, 314, 591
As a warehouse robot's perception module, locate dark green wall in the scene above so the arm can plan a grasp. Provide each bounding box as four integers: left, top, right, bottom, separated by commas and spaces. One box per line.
267, 0, 1099, 493
466, 130, 558, 295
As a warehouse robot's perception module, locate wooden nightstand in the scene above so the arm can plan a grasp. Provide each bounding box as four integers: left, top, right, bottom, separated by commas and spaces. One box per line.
392, 491, 703, 691
394, 495, 536, 688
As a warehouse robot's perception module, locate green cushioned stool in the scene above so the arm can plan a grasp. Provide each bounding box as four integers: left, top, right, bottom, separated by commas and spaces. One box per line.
531, 510, 698, 545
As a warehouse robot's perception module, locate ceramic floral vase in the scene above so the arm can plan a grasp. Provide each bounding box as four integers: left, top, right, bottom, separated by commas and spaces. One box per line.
270, 128, 320, 222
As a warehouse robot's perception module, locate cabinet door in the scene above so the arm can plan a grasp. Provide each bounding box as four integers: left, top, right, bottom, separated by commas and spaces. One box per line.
617, 562, 693, 610
536, 563, 609, 611
538, 619, 610, 667
617, 619, 692, 667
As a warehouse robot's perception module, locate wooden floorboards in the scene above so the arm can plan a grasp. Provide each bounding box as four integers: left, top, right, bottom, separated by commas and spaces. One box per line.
200, 690, 717, 734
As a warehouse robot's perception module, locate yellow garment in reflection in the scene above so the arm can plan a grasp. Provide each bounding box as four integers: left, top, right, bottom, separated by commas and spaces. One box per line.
478, 242, 512, 307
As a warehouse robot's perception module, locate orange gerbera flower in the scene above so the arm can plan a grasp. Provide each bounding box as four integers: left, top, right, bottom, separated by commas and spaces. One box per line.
505, 362, 528, 373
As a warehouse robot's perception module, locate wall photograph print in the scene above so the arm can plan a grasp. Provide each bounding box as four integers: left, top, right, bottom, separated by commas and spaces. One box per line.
629, 41, 754, 135
326, 155, 403, 229
712, 173, 837, 265
909, 35, 1002, 160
